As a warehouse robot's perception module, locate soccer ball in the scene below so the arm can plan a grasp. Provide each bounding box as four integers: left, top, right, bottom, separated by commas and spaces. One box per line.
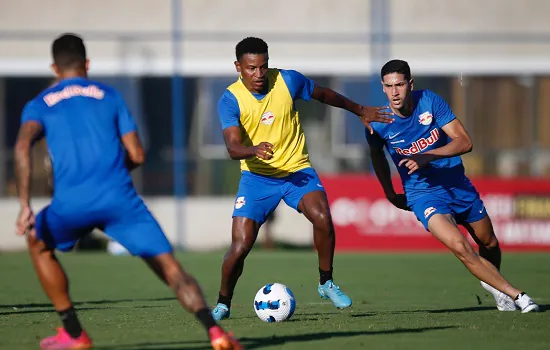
253, 283, 296, 322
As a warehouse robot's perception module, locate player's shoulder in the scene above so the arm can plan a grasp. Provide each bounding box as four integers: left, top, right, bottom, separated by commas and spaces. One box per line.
415, 89, 444, 103
278, 68, 306, 81
218, 89, 238, 104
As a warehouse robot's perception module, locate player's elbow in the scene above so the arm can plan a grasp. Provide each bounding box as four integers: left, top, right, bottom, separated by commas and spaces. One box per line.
463, 138, 473, 154
129, 150, 146, 166
226, 148, 241, 160
14, 140, 31, 156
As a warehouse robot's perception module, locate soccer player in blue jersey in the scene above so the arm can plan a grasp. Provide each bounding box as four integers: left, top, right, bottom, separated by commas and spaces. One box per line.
14, 33, 242, 349
366, 59, 539, 313
211, 37, 394, 321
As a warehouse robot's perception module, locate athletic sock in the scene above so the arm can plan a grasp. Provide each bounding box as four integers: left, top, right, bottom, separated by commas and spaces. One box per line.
319, 268, 333, 285
195, 307, 217, 331
217, 293, 232, 308
58, 306, 83, 338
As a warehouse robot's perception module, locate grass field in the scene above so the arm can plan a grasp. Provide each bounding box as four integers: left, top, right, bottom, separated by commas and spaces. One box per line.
1, 250, 549, 350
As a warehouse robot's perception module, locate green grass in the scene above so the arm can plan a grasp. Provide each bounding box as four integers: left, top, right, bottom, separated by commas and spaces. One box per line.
1, 251, 549, 349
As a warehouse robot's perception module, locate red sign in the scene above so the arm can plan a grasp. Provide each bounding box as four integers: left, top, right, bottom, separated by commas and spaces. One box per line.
320, 175, 550, 252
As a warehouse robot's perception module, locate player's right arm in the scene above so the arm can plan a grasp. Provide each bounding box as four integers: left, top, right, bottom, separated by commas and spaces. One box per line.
218, 91, 273, 160
14, 101, 45, 236
367, 132, 410, 211
115, 91, 145, 170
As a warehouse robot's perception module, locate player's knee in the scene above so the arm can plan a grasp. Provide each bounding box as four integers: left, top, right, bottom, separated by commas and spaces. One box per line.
310, 210, 333, 233
231, 238, 254, 258
163, 262, 196, 290
450, 240, 476, 264
482, 234, 499, 250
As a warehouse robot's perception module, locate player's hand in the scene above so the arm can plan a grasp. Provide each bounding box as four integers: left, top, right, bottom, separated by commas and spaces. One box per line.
358, 106, 394, 134
387, 193, 411, 211
16, 206, 36, 237
253, 142, 274, 160
398, 154, 435, 175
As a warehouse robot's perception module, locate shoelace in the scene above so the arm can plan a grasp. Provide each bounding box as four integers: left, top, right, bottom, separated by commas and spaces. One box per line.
327, 282, 346, 296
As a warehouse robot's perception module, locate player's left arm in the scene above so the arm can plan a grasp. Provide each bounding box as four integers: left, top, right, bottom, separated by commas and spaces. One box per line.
398, 92, 472, 174
282, 70, 393, 133
423, 118, 473, 159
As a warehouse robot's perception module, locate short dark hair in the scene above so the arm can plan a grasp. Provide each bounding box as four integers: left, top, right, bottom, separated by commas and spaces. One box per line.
52, 33, 87, 70
235, 37, 268, 61
381, 59, 411, 80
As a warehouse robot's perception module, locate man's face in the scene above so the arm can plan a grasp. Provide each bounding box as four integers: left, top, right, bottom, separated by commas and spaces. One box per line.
382, 73, 413, 110
235, 53, 268, 92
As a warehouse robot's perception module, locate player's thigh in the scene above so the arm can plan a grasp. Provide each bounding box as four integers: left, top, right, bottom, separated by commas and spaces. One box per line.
410, 198, 453, 231
232, 172, 282, 226
283, 167, 327, 214
427, 213, 476, 256
35, 205, 92, 252
104, 209, 173, 258
461, 215, 498, 248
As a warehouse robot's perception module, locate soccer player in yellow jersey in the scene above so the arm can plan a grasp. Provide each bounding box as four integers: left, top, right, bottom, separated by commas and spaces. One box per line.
212, 37, 393, 320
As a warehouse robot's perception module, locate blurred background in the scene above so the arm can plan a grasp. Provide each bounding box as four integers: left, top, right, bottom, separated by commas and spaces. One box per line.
1, 0, 549, 252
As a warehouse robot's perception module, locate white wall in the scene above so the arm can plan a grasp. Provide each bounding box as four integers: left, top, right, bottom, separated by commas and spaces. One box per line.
0, 0, 548, 75
0, 197, 313, 252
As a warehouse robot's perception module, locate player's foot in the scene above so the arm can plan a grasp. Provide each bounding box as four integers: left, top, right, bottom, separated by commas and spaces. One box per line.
212, 303, 231, 321
318, 280, 352, 309
209, 326, 244, 350
514, 293, 540, 313
480, 281, 517, 311
40, 327, 92, 349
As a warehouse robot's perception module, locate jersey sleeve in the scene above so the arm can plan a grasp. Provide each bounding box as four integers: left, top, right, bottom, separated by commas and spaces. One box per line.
114, 91, 138, 136
430, 90, 456, 128
218, 90, 241, 130
280, 69, 315, 101
20, 100, 43, 125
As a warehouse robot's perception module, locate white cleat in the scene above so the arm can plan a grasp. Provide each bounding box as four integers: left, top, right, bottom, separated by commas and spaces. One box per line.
480, 281, 517, 311
514, 293, 540, 313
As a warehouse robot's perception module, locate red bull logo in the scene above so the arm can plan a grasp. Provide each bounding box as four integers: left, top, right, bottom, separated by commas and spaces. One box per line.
394, 129, 440, 156
260, 111, 275, 125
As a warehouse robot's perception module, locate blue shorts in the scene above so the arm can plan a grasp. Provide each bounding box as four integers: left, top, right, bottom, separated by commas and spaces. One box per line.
35, 197, 173, 258
233, 167, 325, 225
409, 184, 487, 230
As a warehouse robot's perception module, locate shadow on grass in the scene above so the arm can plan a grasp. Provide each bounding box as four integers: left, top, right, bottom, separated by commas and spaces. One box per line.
0, 297, 176, 310
94, 325, 456, 350
0, 305, 164, 316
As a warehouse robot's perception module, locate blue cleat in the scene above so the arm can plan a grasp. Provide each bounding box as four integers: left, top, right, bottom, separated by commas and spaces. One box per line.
318, 280, 352, 309
211, 303, 230, 321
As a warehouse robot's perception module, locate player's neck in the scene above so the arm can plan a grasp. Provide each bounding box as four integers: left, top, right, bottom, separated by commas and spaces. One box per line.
392, 98, 414, 118
57, 70, 87, 81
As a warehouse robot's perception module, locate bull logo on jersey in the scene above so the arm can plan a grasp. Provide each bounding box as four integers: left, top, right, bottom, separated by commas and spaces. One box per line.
418, 111, 433, 126
260, 111, 275, 125
235, 196, 246, 209
394, 129, 440, 156
424, 207, 436, 218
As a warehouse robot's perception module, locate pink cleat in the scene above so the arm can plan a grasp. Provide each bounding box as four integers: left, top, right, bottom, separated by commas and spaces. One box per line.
209, 326, 244, 350
40, 327, 92, 349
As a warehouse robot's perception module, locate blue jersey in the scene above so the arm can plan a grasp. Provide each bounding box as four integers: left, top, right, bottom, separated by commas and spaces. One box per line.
21, 77, 138, 211
366, 89, 467, 201
217, 69, 315, 129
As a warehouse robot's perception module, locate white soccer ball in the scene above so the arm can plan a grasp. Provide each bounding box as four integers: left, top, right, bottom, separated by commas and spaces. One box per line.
253, 283, 296, 322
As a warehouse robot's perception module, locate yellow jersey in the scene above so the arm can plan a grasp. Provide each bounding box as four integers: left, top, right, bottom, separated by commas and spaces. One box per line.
224, 68, 312, 177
